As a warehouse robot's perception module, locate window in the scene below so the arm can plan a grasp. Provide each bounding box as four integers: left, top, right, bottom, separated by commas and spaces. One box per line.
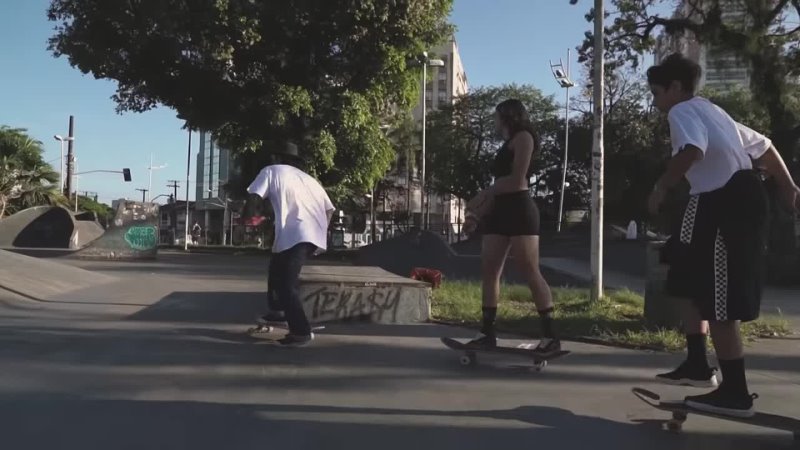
438, 79, 447, 91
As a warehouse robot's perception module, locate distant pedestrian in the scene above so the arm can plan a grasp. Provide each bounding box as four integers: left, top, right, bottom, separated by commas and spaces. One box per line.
191, 223, 201, 245
243, 141, 336, 347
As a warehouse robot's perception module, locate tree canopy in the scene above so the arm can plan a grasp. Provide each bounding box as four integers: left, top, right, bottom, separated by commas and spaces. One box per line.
47, 0, 455, 203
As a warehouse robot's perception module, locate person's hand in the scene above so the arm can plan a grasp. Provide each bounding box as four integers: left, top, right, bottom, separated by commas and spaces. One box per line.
779, 183, 800, 214
648, 186, 666, 217
463, 215, 478, 236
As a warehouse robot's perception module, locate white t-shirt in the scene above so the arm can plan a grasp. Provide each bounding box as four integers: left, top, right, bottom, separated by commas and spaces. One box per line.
667, 96, 772, 194
247, 164, 335, 253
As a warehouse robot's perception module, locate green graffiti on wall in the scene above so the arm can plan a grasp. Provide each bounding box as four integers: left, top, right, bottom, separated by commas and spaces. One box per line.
124, 226, 157, 251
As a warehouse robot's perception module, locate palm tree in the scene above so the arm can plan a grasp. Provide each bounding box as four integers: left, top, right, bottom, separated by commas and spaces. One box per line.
0, 127, 63, 218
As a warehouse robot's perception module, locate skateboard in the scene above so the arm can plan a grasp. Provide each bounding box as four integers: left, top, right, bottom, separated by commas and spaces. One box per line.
440, 337, 570, 371
632, 387, 800, 441
246, 320, 325, 336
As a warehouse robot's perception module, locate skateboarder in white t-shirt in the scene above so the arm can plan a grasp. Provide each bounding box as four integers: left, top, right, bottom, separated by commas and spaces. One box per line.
646, 53, 800, 417
243, 141, 335, 346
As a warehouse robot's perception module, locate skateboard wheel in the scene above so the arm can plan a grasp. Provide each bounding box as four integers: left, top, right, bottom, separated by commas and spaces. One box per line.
460, 354, 476, 366
533, 360, 547, 372
672, 411, 688, 421
666, 420, 682, 433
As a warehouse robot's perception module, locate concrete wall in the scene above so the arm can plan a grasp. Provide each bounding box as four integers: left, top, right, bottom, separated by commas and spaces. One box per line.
73, 200, 159, 260
298, 265, 431, 324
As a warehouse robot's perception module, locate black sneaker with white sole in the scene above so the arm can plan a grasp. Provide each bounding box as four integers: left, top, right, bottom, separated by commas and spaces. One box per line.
275, 333, 314, 347
533, 337, 561, 354
257, 311, 286, 324
685, 388, 758, 418
465, 332, 497, 349
656, 361, 719, 388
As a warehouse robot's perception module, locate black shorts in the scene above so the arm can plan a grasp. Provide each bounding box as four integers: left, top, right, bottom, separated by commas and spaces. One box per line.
481, 191, 540, 236
662, 170, 769, 322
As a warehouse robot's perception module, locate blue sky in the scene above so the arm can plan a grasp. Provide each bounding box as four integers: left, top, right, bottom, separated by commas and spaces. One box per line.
0, 0, 659, 205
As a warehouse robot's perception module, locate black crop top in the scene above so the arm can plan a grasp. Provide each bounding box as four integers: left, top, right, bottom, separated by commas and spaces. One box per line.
489, 130, 536, 179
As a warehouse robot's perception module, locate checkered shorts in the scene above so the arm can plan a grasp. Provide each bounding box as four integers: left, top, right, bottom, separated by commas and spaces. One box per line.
663, 170, 769, 322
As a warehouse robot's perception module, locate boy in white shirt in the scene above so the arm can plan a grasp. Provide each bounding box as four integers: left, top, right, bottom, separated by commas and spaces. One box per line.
646, 53, 800, 417
243, 141, 336, 346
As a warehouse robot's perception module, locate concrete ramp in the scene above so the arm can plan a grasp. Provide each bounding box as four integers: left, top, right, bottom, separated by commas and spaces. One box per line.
72, 200, 159, 260
0, 206, 103, 249
299, 265, 431, 324
0, 249, 116, 300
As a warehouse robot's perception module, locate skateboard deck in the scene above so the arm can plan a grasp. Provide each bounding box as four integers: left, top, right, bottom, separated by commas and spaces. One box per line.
246, 320, 325, 336
632, 387, 800, 440
440, 337, 569, 371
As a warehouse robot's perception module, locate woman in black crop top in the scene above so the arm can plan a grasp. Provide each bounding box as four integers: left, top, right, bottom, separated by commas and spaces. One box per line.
462, 99, 560, 354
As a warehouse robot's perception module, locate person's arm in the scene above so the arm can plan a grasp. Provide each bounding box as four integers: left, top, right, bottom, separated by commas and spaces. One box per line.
653, 145, 703, 193
489, 131, 535, 194
243, 168, 270, 219
648, 106, 708, 215
755, 146, 795, 189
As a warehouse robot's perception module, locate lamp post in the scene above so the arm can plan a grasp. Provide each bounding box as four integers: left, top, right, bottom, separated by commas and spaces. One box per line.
53, 135, 74, 194
550, 49, 575, 233
590, 0, 606, 302
147, 153, 167, 203
420, 52, 445, 230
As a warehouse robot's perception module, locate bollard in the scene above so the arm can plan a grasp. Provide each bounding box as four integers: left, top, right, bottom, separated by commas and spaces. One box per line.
644, 240, 683, 329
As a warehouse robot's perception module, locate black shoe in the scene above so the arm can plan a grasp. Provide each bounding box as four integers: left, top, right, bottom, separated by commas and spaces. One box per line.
685, 388, 758, 418
275, 333, 314, 347
465, 332, 497, 349
656, 361, 719, 388
257, 311, 286, 324
533, 337, 561, 354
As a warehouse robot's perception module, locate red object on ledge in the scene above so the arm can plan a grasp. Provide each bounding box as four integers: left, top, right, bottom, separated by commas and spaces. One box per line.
410, 267, 443, 289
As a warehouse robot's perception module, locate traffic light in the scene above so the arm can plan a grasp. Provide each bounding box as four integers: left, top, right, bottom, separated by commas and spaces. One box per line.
122, 168, 131, 182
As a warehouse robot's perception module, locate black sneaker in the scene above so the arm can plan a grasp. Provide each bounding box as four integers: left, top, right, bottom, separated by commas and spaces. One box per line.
656, 361, 719, 388
533, 337, 561, 354
275, 333, 314, 347
465, 332, 497, 349
685, 388, 758, 418
257, 311, 286, 324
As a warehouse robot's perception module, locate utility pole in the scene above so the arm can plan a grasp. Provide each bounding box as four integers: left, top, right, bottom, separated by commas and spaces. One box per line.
590, 0, 606, 302
167, 179, 180, 244
64, 116, 75, 197
184, 127, 192, 251
136, 188, 148, 203
167, 180, 180, 201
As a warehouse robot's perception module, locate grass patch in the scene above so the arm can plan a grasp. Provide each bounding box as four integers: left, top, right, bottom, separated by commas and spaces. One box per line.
431, 280, 792, 352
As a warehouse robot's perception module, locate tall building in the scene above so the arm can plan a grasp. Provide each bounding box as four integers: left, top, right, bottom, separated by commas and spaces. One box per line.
194, 131, 239, 245
654, 0, 753, 90
369, 36, 469, 246
412, 37, 469, 121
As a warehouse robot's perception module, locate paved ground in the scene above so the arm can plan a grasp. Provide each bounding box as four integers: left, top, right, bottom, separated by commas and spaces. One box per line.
1, 251, 798, 449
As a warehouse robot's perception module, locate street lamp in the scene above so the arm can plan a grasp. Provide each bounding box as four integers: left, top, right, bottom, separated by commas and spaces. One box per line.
550, 49, 575, 233
420, 51, 444, 230
147, 153, 167, 202
53, 135, 74, 193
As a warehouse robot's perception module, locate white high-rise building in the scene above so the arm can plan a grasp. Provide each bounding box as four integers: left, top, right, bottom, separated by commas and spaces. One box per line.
654, 0, 754, 90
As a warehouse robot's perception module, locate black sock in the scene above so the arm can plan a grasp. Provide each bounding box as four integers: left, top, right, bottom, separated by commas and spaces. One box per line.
481, 307, 497, 336
538, 307, 556, 339
686, 333, 709, 369
718, 358, 749, 397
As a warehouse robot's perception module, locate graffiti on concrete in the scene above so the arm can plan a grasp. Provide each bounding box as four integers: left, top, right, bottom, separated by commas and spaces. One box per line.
124, 225, 157, 250
305, 285, 402, 321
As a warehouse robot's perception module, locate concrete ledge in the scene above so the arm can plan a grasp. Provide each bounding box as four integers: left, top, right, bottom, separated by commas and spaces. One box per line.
299, 265, 431, 324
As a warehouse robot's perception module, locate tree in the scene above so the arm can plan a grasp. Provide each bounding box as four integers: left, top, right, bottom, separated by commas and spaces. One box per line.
424, 84, 568, 205
573, 0, 800, 280
0, 127, 61, 218
47, 0, 454, 204
575, 0, 800, 164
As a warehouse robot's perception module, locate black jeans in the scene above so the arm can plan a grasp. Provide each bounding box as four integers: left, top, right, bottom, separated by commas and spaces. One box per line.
267, 242, 315, 335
